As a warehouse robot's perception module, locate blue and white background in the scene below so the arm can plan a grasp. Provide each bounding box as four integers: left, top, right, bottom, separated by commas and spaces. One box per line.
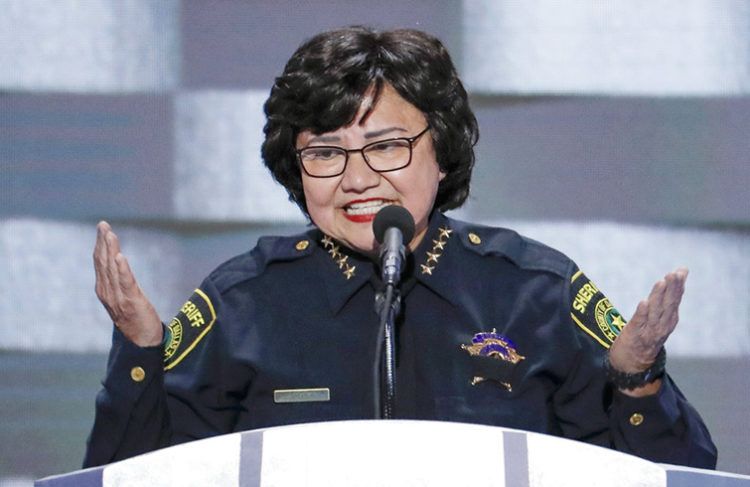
1, 0, 749, 484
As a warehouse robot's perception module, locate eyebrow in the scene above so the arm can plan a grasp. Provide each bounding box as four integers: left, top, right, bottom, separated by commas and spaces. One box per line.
306, 127, 408, 145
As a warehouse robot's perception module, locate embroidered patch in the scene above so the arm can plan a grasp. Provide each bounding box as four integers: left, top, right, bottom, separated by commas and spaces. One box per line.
461, 329, 525, 390
164, 288, 217, 371
570, 270, 626, 349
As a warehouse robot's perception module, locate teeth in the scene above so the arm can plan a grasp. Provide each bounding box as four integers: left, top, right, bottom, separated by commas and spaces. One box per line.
345, 200, 391, 215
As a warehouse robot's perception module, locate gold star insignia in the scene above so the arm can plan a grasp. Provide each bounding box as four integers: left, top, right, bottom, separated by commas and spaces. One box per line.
321, 235, 333, 249
328, 245, 341, 260
612, 314, 626, 330
438, 227, 453, 239
420, 264, 434, 275
432, 239, 446, 251
336, 255, 348, 269
426, 251, 441, 264
343, 265, 356, 280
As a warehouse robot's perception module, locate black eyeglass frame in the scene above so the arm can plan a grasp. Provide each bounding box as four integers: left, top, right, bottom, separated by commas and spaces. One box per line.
296, 125, 431, 178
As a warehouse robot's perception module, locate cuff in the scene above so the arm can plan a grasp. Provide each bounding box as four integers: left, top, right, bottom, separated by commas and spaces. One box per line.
102, 326, 165, 411
612, 374, 682, 432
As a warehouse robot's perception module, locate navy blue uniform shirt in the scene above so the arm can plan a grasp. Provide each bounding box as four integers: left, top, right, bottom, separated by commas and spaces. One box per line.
84, 213, 717, 468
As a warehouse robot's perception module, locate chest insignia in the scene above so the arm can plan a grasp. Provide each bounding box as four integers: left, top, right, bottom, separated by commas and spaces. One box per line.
461, 329, 525, 390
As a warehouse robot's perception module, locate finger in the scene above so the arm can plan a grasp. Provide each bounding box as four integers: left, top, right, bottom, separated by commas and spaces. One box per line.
115, 252, 139, 295
105, 232, 124, 305
619, 299, 648, 348
658, 269, 688, 331
664, 307, 679, 334
628, 299, 649, 329
662, 271, 686, 311
94, 222, 112, 299
646, 279, 667, 326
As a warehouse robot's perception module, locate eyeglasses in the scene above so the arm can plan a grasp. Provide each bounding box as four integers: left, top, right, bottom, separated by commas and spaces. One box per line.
297, 126, 430, 178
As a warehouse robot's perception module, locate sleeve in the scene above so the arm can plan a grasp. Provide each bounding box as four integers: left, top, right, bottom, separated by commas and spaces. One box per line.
83, 276, 251, 467
554, 265, 717, 468
609, 377, 717, 468
83, 328, 169, 467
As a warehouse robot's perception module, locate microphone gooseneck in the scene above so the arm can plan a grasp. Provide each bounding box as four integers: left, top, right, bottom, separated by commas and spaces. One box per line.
371, 205, 415, 420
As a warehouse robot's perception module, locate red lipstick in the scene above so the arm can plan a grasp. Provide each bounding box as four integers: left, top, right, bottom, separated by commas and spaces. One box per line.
344, 213, 377, 223
341, 198, 392, 223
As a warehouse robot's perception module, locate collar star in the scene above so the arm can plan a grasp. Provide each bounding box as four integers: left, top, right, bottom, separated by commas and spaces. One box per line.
329, 245, 341, 260
419, 223, 453, 277
438, 227, 453, 239
343, 265, 356, 279
320, 235, 358, 280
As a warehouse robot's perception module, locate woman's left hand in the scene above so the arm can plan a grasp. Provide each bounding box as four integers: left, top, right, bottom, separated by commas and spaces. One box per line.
608, 268, 688, 397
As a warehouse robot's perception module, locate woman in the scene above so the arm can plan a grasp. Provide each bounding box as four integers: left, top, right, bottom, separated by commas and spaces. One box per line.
85, 27, 716, 468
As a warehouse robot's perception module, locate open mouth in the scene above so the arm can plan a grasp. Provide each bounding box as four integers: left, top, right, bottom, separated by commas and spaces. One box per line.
343, 199, 395, 221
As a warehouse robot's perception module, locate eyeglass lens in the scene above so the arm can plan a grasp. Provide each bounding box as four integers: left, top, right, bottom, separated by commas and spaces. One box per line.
300, 139, 413, 177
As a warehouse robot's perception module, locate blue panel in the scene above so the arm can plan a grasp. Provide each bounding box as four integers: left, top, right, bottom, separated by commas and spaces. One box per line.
1, 94, 173, 219
239, 431, 264, 487
503, 431, 529, 487
180, 0, 462, 89
35, 467, 102, 487
667, 469, 750, 487
470, 97, 750, 225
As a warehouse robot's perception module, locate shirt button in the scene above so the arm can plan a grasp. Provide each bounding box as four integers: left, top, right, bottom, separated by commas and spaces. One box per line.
130, 366, 146, 383
295, 240, 310, 251
468, 233, 481, 245
629, 413, 645, 426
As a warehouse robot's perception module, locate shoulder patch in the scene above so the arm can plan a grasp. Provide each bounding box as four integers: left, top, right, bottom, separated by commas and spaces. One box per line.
164, 288, 217, 371
569, 270, 626, 349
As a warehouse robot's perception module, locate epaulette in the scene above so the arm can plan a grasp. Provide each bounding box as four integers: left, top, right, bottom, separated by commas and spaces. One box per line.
208, 230, 317, 295
449, 218, 572, 280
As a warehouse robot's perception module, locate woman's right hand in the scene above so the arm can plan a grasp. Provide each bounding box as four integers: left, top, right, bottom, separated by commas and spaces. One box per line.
93, 221, 163, 347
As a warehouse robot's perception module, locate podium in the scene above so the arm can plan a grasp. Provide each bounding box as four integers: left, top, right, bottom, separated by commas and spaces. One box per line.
37, 420, 749, 486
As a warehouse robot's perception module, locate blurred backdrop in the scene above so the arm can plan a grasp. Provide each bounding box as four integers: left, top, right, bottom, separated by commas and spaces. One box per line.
1, 0, 749, 484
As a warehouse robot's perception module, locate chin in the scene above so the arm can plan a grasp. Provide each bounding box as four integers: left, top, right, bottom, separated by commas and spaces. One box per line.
345, 234, 379, 256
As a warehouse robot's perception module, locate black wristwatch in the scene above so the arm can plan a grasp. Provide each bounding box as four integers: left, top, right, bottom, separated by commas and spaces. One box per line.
604, 347, 666, 390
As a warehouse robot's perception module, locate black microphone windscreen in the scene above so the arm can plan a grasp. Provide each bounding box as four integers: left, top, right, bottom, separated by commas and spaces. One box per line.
373, 205, 416, 244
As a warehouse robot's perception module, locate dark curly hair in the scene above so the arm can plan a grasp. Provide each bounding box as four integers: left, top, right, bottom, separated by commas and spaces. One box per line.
261, 26, 478, 216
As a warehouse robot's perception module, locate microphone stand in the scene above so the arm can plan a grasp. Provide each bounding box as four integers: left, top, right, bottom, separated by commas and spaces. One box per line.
370, 205, 414, 420
374, 283, 401, 419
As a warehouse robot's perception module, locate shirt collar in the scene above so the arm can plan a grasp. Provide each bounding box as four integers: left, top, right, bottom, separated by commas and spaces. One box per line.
408, 211, 463, 306
314, 230, 376, 315
315, 211, 463, 315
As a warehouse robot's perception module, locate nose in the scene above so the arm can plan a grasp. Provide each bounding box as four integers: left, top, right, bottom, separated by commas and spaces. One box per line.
340, 151, 381, 193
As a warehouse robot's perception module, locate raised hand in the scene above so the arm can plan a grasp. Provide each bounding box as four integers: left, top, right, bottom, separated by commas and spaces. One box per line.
93, 221, 163, 347
608, 268, 688, 396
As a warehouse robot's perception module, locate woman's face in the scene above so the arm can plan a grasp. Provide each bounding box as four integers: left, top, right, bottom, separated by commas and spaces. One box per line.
297, 84, 445, 257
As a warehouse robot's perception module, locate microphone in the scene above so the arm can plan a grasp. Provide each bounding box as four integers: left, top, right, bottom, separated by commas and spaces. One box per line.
373, 205, 415, 286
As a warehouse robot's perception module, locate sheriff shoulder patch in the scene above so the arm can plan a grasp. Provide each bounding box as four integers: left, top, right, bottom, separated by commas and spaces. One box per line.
164, 288, 217, 371
569, 270, 626, 349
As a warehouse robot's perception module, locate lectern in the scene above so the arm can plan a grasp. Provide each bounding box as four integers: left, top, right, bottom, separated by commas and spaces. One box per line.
36, 420, 750, 486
